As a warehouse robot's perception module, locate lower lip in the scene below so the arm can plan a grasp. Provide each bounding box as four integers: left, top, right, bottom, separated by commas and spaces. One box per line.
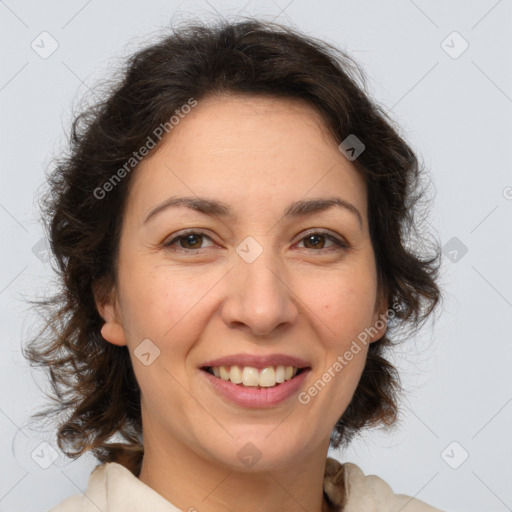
201, 369, 310, 408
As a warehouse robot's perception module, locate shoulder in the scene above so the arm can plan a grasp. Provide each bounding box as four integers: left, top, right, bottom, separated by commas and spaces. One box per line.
325, 457, 446, 512
49, 462, 181, 512
343, 461, 446, 512
49, 463, 109, 512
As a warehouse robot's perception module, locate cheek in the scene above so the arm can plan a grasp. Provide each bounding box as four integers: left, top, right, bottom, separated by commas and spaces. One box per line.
311, 272, 378, 346
118, 262, 220, 351
117, 265, 213, 418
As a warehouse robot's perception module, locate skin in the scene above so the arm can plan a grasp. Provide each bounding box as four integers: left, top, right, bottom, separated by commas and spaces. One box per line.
97, 94, 387, 512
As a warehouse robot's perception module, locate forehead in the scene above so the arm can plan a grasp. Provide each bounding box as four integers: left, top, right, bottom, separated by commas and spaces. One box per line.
170, 93, 337, 151
125, 94, 367, 224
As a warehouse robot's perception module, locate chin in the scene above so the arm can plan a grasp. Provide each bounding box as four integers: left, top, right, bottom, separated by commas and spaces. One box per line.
198, 427, 318, 472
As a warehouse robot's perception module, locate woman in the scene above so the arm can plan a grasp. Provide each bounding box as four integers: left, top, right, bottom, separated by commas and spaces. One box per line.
24, 18, 443, 511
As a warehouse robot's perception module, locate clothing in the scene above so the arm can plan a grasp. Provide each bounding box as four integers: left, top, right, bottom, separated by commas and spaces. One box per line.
49, 457, 444, 511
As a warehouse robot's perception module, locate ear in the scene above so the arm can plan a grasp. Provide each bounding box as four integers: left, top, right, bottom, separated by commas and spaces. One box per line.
369, 291, 389, 343
94, 281, 127, 347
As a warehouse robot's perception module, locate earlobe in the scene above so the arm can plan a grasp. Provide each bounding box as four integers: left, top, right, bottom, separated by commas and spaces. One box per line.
100, 316, 127, 346
95, 289, 127, 347
370, 296, 389, 343
369, 311, 387, 343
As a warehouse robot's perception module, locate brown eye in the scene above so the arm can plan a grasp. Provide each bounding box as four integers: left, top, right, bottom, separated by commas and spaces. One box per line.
297, 231, 348, 251
178, 233, 204, 249
302, 234, 328, 249
163, 231, 215, 251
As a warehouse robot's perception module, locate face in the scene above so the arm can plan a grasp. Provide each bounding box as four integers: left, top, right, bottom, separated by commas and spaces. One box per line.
98, 94, 387, 471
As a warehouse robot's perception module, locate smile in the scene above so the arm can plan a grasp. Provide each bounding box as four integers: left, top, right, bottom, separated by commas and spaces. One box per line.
201, 366, 310, 408
203, 365, 304, 388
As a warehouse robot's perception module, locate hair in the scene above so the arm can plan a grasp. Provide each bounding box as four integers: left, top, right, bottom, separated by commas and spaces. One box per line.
23, 17, 440, 480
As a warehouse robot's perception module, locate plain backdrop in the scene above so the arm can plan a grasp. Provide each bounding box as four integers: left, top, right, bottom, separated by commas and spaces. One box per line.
1, 1, 511, 511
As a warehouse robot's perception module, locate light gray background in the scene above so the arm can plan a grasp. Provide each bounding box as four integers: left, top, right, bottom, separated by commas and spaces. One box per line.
1, 1, 511, 511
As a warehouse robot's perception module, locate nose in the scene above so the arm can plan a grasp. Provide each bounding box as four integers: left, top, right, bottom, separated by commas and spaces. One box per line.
220, 246, 299, 337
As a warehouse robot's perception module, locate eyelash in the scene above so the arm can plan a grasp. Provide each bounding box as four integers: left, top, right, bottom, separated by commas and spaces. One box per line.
162, 229, 349, 253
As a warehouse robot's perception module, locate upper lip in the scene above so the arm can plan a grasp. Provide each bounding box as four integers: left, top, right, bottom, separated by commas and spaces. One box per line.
201, 353, 311, 370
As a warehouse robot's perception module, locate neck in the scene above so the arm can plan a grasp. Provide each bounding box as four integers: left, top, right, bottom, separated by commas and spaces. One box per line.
138, 428, 331, 512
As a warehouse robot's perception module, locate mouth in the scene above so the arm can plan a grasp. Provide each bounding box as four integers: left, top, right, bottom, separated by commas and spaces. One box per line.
201, 365, 308, 389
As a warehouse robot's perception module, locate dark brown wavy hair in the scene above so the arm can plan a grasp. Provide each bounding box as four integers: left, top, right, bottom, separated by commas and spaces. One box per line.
23, 18, 440, 480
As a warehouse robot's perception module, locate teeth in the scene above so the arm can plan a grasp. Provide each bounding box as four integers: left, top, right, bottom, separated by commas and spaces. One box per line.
275, 365, 285, 383
230, 365, 243, 384
209, 365, 301, 387
259, 367, 276, 387
242, 367, 259, 386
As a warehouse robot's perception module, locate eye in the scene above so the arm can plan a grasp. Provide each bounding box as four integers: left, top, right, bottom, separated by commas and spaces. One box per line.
296, 231, 349, 251
163, 230, 215, 251
162, 229, 349, 253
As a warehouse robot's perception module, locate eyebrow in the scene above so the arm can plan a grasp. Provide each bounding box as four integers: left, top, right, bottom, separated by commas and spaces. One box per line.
144, 195, 363, 227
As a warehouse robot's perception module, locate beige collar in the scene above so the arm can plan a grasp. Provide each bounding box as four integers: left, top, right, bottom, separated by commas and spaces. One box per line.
52, 456, 443, 511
